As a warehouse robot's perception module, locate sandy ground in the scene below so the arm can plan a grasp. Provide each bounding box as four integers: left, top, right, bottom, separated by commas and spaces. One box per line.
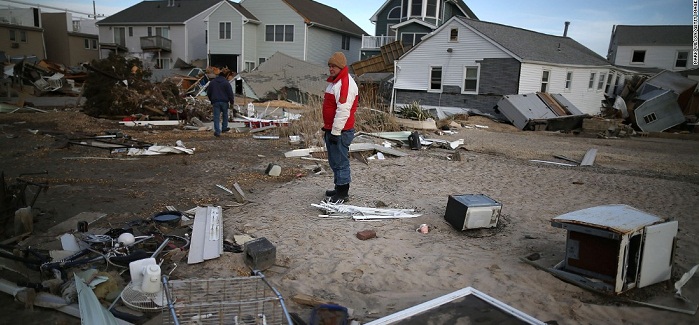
0, 107, 699, 325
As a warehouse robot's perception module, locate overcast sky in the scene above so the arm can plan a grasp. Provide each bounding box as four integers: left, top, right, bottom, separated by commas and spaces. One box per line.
8, 0, 691, 57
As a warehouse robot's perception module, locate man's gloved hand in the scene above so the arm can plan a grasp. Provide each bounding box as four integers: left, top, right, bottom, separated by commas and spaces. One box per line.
328, 134, 339, 144
321, 127, 329, 132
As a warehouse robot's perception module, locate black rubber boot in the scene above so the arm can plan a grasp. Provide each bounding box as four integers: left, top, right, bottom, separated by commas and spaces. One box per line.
325, 185, 338, 197
326, 184, 349, 203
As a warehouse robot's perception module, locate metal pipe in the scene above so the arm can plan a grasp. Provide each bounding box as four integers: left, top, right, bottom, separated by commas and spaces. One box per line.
151, 238, 170, 259
253, 270, 293, 325
161, 276, 180, 325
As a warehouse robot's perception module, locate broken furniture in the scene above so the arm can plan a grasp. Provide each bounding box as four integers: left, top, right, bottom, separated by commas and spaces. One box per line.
550, 204, 677, 294
363, 287, 545, 324
444, 194, 502, 230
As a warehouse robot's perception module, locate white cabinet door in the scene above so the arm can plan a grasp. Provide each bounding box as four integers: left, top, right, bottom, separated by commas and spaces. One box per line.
638, 221, 678, 288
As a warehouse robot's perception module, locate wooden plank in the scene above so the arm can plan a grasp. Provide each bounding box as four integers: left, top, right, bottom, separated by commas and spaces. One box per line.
580, 148, 598, 166
537, 92, 567, 116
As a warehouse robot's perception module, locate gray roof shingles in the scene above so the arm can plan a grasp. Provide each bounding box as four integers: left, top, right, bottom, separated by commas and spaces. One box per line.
458, 17, 610, 66
97, 0, 222, 25
613, 25, 691, 46
283, 0, 367, 36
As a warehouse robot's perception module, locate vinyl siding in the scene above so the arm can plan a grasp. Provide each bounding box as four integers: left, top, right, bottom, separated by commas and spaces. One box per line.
394, 20, 511, 90
208, 4, 244, 56
306, 27, 360, 66
519, 63, 608, 115
613, 45, 698, 71
374, 0, 401, 36
184, 9, 216, 62
243, 23, 258, 69
241, 0, 305, 61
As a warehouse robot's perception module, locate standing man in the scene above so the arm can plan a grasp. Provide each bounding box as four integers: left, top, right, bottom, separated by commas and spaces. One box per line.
323, 52, 359, 203
207, 65, 235, 137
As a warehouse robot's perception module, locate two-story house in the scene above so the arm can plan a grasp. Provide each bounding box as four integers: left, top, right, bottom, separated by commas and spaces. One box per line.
97, 0, 366, 72
96, 0, 222, 69
362, 0, 477, 60
607, 25, 697, 73
393, 17, 614, 117
42, 12, 99, 67
237, 0, 366, 68
0, 7, 45, 61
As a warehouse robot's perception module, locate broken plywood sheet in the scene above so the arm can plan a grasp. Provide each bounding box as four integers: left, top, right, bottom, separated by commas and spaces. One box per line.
580, 148, 597, 166
284, 143, 408, 158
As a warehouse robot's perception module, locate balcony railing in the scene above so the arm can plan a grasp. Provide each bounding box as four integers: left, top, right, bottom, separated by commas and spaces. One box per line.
362, 35, 396, 50
140, 35, 171, 52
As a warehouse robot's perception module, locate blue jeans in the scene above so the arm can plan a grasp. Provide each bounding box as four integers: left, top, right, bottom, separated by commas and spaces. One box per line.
325, 129, 354, 185
213, 102, 229, 135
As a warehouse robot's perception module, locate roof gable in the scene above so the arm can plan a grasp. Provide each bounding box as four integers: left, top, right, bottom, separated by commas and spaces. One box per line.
282, 0, 367, 36
97, 0, 222, 25
455, 17, 609, 66
613, 25, 691, 46
371, 0, 478, 23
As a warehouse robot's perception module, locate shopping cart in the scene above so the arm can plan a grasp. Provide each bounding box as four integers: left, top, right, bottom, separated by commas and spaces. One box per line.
162, 270, 292, 325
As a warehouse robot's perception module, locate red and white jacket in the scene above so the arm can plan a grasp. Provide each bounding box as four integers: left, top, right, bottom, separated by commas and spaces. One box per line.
323, 66, 359, 135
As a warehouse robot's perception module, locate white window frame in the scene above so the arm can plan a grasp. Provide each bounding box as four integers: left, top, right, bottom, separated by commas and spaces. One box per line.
265, 24, 294, 42
449, 28, 458, 42
387, 6, 401, 20
386, 23, 396, 37
401, 0, 440, 20
540, 70, 550, 93
114, 27, 126, 47
429, 65, 443, 92
462, 65, 480, 94
244, 61, 256, 72
605, 72, 614, 93
219, 22, 232, 40
564, 71, 573, 91
631, 50, 645, 64
588, 72, 596, 89
401, 32, 427, 47
675, 51, 688, 68
84, 38, 90, 49
155, 58, 170, 69
597, 72, 606, 91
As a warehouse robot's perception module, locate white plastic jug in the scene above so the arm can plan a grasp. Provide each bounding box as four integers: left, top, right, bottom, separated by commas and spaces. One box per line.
129, 257, 156, 284
141, 264, 162, 293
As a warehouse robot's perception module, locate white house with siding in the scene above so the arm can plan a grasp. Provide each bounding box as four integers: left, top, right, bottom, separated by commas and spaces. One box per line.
239, 0, 366, 68
393, 17, 615, 116
205, 1, 259, 72
607, 25, 697, 73
96, 0, 221, 69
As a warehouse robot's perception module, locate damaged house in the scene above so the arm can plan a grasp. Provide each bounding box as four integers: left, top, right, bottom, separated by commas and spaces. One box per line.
392, 17, 616, 119
607, 25, 697, 73
237, 51, 327, 103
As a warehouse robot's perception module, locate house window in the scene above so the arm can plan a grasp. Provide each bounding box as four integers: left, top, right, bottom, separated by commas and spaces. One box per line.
19, 30, 26, 42
676, 51, 688, 68
597, 72, 606, 90
9, 30, 15, 41
386, 24, 396, 37
245, 61, 256, 72
91, 39, 98, 49
449, 28, 458, 42
426, 0, 438, 18
401, 33, 426, 47
643, 112, 657, 124
219, 22, 232, 39
401, 0, 409, 19
342, 35, 350, 50
605, 73, 614, 93
128, 27, 133, 37
631, 50, 645, 63
564, 71, 573, 90
265, 25, 294, 42
411, 0, 423, 18
114, 27, 126, 47
463, 66, 479, 93
429, 66, 442, 91
10, 30, 27, 43
155, 58, 170, 69
84, 38, 90, 49
540, 70, 550, 93
387, 7, 400, 20
149, 26, 169, 38
258, 57, 266, 65
588, 72, 596, 89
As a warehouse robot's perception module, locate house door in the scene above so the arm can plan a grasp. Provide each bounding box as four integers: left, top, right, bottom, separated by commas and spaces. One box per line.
210, 54, 238, 72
